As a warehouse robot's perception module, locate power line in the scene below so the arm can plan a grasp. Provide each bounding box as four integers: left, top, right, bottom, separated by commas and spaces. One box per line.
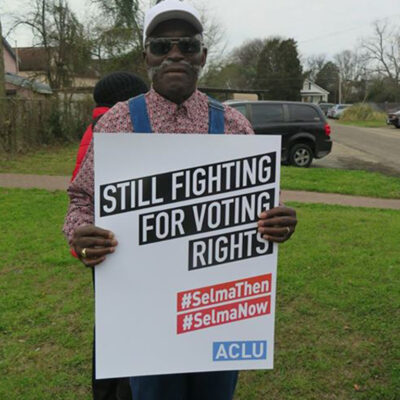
298, 13, 400, 44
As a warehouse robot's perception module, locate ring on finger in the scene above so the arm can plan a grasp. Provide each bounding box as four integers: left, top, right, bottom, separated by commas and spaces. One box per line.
285, 226, 291, 235
81, 248, 88, 258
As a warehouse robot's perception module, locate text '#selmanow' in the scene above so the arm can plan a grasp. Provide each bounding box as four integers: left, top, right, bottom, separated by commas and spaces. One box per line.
177, 295, 271, 334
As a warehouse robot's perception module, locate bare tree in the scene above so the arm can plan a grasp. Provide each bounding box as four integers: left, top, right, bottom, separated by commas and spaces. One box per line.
191, 0, 227, 62
303, 54, 326, 81
11, 0, 92, 89
362, 21, 400, 86
334, 49, 367, 102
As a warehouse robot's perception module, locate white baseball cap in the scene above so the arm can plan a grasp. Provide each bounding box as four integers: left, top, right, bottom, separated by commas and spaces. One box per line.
143, 0, 203, 45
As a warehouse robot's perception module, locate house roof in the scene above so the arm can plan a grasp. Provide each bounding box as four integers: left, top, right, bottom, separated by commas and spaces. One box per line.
2, 37, 17, 61
16, 47, 48, 72
5, 72, 53, 94
303, 78, 329, 95
15, 46, 101, 79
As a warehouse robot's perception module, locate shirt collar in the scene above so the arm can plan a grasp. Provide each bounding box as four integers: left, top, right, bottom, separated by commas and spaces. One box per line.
148, 87, 206, 119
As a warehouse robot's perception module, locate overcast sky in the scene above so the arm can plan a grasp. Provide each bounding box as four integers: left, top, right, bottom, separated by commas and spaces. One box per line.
2, 0, 400, 60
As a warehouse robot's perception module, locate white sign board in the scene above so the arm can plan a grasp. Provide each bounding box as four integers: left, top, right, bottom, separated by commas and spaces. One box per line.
94, 133, 281, 379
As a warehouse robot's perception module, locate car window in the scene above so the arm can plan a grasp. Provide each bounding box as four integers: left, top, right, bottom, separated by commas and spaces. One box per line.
231, 104, 247, 117
251, 104, 284, 124
288, 104, 321, 122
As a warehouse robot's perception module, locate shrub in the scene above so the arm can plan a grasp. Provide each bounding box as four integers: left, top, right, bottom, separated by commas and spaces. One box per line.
341, 103, 386, 121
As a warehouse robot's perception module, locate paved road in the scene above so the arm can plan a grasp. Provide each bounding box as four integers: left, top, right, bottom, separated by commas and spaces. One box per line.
313, 121, 400, 176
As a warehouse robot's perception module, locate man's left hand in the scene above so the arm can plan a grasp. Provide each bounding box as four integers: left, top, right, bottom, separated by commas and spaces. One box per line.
257, 206, 297, 243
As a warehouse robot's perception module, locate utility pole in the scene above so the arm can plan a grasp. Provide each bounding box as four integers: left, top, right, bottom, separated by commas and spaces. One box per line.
338, 74, 342, 104
0, 20, 6, 99
0, 19, 6, 140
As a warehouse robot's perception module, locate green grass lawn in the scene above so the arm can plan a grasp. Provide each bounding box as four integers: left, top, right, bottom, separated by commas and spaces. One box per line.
283, 166, 400, 199
337, 120, 388, 128
1, 143, 399, 199
0, 142, 79, 176
1, 188, 399, 399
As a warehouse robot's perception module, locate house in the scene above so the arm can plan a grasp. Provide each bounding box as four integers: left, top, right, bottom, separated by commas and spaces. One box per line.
301, 79, 329, 103
16, 46, 100, 89
2, 38, 52, 97
3, 37, 18, 75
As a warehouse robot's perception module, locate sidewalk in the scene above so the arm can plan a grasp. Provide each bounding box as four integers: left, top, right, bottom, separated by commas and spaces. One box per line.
1, 173, 400, 210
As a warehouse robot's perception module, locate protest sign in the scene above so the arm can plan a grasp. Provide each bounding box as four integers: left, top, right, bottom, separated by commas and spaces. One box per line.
94, 133, 281, 379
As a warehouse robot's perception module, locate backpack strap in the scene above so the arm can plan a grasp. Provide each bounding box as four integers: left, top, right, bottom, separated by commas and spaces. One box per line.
208, 96, 225, 134
128, 94, 152, 133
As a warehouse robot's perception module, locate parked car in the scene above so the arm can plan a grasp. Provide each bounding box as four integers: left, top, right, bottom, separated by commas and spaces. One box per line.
328, 104, 352, 119
226, 100, 332, 167
318, 102, 335, 116
387, 110, 400, 128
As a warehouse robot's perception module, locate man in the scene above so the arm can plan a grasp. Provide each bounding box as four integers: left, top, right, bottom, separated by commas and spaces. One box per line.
63, 1, 297, 399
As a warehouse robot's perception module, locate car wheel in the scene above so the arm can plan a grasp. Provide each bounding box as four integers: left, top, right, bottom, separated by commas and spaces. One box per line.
289, 143, 313, 167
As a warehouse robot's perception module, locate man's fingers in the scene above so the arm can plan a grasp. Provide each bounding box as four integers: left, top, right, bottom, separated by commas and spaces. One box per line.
77, 236, 118, 249
72, 225, 117, 268
81, 246, 116, 259
74, 224, 115, 239
257, 216, 297, 228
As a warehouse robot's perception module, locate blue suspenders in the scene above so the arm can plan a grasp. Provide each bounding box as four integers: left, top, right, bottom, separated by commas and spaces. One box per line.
207, 96, 225, 134
128, 94, 225, 134
128, 94, 152, 133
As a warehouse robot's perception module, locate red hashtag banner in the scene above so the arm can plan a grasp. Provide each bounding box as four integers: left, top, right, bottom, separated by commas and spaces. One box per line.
177, 274, 272, 312
177, 295, 271, 334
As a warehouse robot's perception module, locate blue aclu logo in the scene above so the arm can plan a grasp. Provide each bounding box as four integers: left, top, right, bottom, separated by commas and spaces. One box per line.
213, 340, 267, 361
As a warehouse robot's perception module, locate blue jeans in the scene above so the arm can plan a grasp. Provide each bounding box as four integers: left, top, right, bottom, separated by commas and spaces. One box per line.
130, 370, 238, 400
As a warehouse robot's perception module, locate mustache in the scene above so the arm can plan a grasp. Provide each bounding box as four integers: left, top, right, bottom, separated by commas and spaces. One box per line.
147, 59, 203, 81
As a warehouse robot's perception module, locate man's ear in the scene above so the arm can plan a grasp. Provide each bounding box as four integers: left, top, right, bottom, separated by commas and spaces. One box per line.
201, 47, 208, 68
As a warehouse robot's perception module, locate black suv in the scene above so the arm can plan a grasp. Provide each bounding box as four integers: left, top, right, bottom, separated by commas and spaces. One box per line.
226, 100, 332, 167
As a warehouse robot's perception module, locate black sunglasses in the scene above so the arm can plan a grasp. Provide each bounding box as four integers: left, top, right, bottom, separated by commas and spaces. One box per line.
145, 37, 203, 56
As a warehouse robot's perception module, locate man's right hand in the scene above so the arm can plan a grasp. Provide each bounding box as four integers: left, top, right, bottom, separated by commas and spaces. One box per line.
72, 224, 118, 267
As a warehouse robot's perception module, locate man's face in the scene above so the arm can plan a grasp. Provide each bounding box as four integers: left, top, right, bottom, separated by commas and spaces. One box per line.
144, 19, 207, 104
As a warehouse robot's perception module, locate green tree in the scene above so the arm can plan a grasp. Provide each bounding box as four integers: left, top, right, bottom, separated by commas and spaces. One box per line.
201, 39, 265, 90
255, 37, 303, 100
230, 38, 266, 89
315, 61, 340, 103
201, 61, 249, 89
